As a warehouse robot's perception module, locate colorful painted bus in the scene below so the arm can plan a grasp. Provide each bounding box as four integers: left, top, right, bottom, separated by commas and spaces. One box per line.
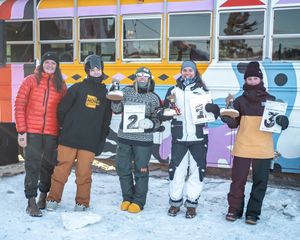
0, 0, 299, 173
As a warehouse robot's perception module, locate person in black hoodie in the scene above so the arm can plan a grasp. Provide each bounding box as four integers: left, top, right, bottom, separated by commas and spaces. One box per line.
221, 61, 289, 225
46, 55, 112, 211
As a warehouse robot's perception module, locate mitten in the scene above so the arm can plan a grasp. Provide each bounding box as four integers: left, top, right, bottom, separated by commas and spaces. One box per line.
220, 115, 235, 127
138, 118, 154, 129
18, 132, 27, 148
205, 103, 220, 119
276, 115, 289, 130
156, 108, 173, 121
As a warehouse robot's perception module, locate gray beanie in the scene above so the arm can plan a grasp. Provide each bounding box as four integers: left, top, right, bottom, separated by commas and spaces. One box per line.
181, 60, 197, 73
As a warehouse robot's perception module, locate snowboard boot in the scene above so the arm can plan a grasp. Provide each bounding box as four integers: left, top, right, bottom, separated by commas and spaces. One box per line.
46, 200, 59, 211
26, 197, 43, 217
120, 201, 131, 211
168, 206, 180, 217
37, 192, 47, 209
74, 203, 88, 212
185, 207, 196, 219
127, 203, 141, 213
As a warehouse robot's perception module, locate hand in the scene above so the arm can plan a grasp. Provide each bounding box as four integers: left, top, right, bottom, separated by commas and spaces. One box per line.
205, 103, 220, 119
276, 115, 289, 130
138, 118, 154, 130
18, 132, 27, 148
220, 115, 234, 125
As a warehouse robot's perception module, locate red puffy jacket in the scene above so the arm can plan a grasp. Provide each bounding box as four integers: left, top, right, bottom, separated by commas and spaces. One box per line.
15, 72, 67, 136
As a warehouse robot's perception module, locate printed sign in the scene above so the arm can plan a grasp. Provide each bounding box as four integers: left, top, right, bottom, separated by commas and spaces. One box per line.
190, 93, 215, 124
123, 104, 146, 133
259, 100, 288, 133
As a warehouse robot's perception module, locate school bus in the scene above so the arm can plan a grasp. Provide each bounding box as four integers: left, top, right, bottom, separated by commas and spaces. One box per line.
0, 0, 299, 173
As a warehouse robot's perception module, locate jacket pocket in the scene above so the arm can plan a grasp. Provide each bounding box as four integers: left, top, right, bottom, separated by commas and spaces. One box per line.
171, 120, 183, 140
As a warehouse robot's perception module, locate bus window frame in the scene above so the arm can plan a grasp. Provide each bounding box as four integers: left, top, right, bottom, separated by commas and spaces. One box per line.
271, 7, 300, 62
38, 17, 74, 64
217, 8, 267, 62
6, 19, 34, 63
122, 14, 162, 63
78, 15, 117, 63
168, 11, 212, 63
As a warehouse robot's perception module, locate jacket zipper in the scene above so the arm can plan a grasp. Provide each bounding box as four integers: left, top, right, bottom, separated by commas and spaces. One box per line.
42, 76, 50, 134
42, 89, 46, 106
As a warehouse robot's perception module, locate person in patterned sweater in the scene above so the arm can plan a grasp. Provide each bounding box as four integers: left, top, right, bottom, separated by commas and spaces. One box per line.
221, 61, 289, 225
111, 67, 163, 213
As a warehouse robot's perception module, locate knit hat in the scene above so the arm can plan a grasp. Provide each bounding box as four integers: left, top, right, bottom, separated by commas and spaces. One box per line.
244, 61, 263, 80
41, 52, 59, 67
181, 60, 197, 73
135, 67, 152, 79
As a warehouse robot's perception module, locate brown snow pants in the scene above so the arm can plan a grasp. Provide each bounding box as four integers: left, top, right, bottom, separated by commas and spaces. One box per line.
47, 144, 95, 207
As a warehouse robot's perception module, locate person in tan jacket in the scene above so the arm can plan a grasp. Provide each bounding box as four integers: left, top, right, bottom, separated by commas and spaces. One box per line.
221, 62, 289, 225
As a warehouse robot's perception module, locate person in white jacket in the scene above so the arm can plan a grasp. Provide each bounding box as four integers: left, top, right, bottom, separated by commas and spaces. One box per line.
159, 60, 219, 218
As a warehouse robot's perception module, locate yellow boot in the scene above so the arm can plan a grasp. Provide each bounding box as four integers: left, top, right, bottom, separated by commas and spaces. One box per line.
120, 201, 131, 211
127, 203, 141, 213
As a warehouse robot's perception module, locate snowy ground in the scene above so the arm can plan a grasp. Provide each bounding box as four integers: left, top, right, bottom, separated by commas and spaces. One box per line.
0, 172, 299, 240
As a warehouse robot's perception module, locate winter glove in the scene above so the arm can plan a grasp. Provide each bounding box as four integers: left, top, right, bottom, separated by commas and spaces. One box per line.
138, 118, 154, 130
156, 108, 173, 121
205, 103, 220, 119
220, 116, 236, 127
276, 115, 289, 130
18, 132, 27, 148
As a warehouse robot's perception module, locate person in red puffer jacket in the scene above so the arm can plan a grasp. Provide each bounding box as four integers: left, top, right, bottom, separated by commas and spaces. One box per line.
15, 52, 67, 217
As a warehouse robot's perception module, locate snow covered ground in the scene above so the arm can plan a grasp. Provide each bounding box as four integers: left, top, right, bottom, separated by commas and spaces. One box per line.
0, 172, 299, 240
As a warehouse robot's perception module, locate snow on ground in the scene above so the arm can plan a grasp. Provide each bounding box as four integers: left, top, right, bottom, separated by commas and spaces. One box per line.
0, 172, 299, 240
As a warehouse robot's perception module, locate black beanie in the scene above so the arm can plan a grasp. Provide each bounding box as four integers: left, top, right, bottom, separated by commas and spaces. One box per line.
244, 61, 263, 80
41, 52, 59, 67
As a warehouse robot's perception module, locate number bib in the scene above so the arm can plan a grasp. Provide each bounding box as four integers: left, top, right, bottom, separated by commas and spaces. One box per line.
189, 93, 215, 124
123, 104, 146, 133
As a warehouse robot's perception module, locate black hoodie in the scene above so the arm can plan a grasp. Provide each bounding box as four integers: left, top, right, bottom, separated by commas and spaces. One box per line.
58, 77, 112, 155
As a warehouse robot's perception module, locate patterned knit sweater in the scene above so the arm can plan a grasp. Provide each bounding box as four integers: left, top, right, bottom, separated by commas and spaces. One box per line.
111, 86, 161, 146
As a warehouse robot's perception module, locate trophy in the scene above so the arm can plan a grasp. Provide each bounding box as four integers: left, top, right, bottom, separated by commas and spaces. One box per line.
220, 94, 239, 118
106, 79, 123, 101
163, 94, 181, 116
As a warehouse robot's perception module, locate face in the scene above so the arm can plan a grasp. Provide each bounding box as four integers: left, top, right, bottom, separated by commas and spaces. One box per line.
181, 67, 195, 79
43, 60, 57, 74
246, 76, 261, 86
89, 67, 102, 77
136, 72, 150, 84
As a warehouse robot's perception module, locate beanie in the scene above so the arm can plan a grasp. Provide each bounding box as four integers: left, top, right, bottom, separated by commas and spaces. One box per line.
244, 61, 263, 80
135, 67, 152, 78
41, 52, 59, 67
181, 60, 197, 73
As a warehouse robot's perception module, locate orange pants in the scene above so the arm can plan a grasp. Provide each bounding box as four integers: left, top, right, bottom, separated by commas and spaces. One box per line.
47, 145, 95, 207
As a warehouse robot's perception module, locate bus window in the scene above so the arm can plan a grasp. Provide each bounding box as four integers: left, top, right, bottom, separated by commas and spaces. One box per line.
218, 11, 265, 61
272, 8, 300, 61
169, 13, 211, 62
6, 20, 34, 63
79, 17, 116, 62
39, 19, 73, 62
123, 16, 161, 61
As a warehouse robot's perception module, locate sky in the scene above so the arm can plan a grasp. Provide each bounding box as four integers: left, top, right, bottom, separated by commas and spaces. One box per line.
0, 172, 299, 240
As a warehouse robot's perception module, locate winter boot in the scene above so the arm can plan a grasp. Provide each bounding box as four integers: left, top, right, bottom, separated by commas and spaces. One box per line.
168, 206, 180, 217
37, 192, 47, 209
74, 203, 88, 212
245, 215, 258, 225
46, 200, 59, 211
185, 207, 196, 219
225, 212, 242, 222
26, 197, 43, 217
127, 203, 141, 213
120, 201, 131, 211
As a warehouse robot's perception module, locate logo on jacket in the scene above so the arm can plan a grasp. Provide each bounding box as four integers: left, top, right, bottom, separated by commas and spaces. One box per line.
85, 95, 100, 109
